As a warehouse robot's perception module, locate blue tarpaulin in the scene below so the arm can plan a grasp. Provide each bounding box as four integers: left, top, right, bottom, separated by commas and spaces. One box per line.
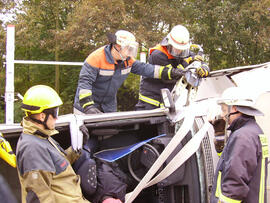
94, 134, 166, 162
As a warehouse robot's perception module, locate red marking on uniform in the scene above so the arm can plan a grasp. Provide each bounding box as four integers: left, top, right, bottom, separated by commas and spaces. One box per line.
60, 161, 67, 167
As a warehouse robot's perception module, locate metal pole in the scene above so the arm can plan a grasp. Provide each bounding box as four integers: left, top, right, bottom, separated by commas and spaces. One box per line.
140, 52, 146, 63
5, 25, 15, 124
14, 60, 83, 66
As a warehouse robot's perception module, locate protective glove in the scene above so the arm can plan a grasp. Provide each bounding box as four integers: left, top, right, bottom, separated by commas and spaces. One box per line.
79, 125, 90, 146
0, 132, 16, 168
79, 90, 102, 114
160, 64, 184, 81
196, 63, 209, 78
187, 55, 204, 64
171, 68, 185, 80
102, 198, 122, 203
211, 119, 226, 155
192, 55, 204, 62
83, 105, 102, 114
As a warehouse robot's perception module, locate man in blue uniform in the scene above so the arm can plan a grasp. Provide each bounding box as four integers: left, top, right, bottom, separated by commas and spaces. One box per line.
210, 86, 268, 203
136, 25, 210, 110
74, 30, 184, 114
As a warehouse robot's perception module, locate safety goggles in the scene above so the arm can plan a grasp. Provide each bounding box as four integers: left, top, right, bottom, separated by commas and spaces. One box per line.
43, 107, 59, 119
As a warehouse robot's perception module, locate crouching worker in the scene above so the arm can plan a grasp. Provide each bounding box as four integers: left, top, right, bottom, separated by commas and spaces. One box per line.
73, 140, 125, 203
16, 85, 90, 203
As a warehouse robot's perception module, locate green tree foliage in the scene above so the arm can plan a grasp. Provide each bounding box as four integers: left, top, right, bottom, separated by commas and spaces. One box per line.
1, 0, 270, 123
10, 0, 81, 116
187, 0, 270, 70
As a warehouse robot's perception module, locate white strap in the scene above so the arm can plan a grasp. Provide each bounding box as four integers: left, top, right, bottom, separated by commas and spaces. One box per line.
146, 121, 211, 187
69, 114, 83, 151
125, 110, 195, 203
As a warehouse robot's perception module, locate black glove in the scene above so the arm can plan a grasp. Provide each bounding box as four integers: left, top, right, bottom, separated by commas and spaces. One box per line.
160, 64, 184, 80
171, 68, 185, 80
211, 119, 226, 154
196, 63, 209, 78
83, 105, 102, 114
79, 124, 90, 145
212, 118, 226, 135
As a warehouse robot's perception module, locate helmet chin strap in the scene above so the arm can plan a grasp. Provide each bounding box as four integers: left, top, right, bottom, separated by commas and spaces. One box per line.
29, 113, 50, 130
228, 111, 240, 117
224, 107, 240, 143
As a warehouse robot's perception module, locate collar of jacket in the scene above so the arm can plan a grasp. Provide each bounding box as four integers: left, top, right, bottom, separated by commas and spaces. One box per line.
105, 44, 116, 64
149, 44, 175, 59
21, 117, 59, 138
228, 114, 255, 132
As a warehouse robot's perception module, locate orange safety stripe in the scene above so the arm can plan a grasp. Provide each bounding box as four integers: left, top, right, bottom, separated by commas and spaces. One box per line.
149, 44, 175, 59
86, 46, 115, 70
169, 33, 189, 46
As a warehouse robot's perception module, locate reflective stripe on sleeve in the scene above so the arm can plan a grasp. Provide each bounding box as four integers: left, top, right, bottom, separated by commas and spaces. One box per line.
139, 94, 161, 107
82, 101, 94, 109
168, 67, 172, 80
158, 65, 164, 79
79, 89, 92, 100
153, 65, 161, 79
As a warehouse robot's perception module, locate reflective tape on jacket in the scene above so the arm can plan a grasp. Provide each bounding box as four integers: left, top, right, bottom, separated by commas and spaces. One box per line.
215, 171, 241, 203
215, 134, 269, 203
139, 93, 163, 107
259, 134, 269, 203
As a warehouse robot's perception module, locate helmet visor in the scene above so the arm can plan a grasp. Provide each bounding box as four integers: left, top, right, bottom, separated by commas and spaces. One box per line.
168, 45, 190, 58
43, 107, 59, 119
121, 41, 139, 58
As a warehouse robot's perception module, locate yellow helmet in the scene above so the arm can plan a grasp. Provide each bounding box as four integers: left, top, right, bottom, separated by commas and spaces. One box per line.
21, 85, 63, 115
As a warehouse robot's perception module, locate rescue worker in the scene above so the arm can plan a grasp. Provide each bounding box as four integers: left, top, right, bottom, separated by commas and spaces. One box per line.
17, 85, 121, 203
210, 86, 268, 203
136, 25, 210, 110
0, 132, 18, 203
16, 85, 89, 203
73, 30, 185, 114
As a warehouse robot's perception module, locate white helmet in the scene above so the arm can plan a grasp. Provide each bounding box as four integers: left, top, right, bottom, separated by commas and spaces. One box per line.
115, 30, 136, 46
161, 25, 191, 58
115, 30, 138, 58
218, 86, 264, 116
